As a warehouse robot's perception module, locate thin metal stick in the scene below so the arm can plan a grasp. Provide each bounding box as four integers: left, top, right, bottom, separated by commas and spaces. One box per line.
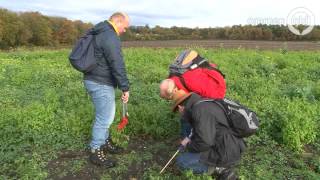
160, 149, 180, 174
122, 102, 127, 117
160, 129, 193, 174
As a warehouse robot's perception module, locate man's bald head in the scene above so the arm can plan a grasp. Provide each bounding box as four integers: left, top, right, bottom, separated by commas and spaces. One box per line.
109, 12, 130, 35
109, 12, 129, 22
159, 79, 177, 100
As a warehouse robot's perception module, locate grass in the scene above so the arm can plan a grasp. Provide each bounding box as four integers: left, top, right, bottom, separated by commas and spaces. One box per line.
0, 47, 319, 179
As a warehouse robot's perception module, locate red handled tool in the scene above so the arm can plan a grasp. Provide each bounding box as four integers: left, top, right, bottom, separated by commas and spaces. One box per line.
117, 102, 128, 131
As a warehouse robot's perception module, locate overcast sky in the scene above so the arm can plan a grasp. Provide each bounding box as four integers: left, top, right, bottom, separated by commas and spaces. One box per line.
1, 0, 319, 27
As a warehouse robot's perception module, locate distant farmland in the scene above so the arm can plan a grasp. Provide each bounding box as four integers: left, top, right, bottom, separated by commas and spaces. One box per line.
123, 40, 320, 50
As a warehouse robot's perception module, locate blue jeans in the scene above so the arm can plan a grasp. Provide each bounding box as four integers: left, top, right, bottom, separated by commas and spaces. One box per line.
176, 152, 208, 174
84, 80, 115, 150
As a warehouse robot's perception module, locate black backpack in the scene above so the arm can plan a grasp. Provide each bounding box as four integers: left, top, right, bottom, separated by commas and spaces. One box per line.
69, 29, 99, 73
195, 98, 259, 138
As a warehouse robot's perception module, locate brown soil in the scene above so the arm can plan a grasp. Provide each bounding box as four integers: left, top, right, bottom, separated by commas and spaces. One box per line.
47, 136, 180, 180
122, 40, 320, 51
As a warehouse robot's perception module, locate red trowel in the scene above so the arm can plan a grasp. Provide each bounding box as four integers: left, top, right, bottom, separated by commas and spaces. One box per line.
117, 102, 128, 131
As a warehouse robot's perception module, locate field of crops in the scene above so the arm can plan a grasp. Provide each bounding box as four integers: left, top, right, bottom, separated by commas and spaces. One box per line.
1, 47, 320, 179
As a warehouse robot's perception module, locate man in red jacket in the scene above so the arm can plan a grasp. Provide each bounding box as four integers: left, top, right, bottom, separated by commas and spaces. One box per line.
160, 50, 226, 100
160, 50, 227, 140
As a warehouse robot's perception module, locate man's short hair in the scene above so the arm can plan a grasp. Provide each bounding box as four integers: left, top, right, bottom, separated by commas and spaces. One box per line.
109, 12, 127, 21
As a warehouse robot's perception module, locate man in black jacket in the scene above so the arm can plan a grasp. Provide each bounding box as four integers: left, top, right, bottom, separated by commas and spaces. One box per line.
83, 12, 130, 168
171, 90, 246, 179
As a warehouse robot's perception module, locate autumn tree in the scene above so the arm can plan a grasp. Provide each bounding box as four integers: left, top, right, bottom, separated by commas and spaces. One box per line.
0, 8, 319, 49
0, 9, 22, 48
20, 12, 53, 46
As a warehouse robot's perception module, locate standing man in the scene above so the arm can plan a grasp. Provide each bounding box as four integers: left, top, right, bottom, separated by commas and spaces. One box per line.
83, 12, 130, 168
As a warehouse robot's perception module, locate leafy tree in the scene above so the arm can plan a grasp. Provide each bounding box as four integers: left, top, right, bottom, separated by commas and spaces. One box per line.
20, 12, 53, 46
0, 18, 3, 42
57, 19, 78, 44
0, 9, 22, 48
0, 8, 320, 49
121, 27, 135, 41
73, 20, 92, 37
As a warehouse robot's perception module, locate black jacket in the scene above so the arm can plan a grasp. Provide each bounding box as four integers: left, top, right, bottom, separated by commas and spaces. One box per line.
83, 21, 129, 92
183, 93, 246, 167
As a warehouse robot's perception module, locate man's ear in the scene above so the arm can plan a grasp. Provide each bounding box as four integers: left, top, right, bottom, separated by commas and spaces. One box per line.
173, 87, 178, 93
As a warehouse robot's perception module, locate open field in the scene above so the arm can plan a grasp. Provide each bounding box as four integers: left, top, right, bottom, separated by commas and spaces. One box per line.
0, 48, 319, 179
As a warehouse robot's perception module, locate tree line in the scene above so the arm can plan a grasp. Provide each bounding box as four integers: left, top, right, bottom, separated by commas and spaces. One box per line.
0, 8, 319, 49
0, 8, 92, 49
123, 25, 320, 41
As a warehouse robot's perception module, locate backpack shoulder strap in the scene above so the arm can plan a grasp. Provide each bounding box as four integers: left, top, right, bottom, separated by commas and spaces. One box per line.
87, 27, 106, 52
209, 66, 226, 78
190, 56, 208, 69
199, 62, 226, 79
194, 99, 227, 115
194, 57, 226, 79
193, 99, 232, 128
177, 75, 191, 92
92, 35, 98, 50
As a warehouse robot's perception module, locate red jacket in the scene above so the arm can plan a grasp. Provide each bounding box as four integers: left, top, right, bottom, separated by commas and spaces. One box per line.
170, 64, 226, 99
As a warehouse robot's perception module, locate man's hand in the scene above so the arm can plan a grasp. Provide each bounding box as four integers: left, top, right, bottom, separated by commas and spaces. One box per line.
121, 91, 129, 103
180, 137, 191, 147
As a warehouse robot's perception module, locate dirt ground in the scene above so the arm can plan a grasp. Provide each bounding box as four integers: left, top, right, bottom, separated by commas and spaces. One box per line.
47, 136, 181, 180
122, 40, 320, 51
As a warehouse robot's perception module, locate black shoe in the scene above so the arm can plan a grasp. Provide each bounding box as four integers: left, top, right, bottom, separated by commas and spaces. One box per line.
102, 138, 124, 154
216, 168, 238, 180
89, 148, 116, 168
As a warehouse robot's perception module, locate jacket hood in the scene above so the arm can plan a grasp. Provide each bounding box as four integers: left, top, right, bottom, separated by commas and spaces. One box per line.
90, 21, 114, 35
184, 93, 202, 110
181, 93, 202, 123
